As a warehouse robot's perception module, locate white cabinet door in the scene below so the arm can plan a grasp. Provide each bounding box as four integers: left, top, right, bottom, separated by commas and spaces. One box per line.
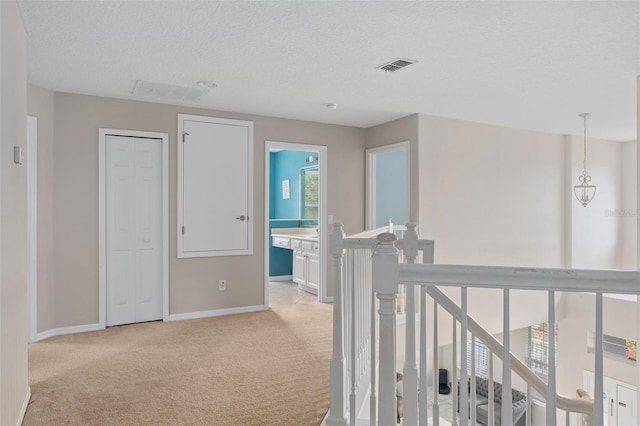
293, 251, 306, 285
106, 135, 163, 326
178, 115, 253, 257
307, 254, 319, 290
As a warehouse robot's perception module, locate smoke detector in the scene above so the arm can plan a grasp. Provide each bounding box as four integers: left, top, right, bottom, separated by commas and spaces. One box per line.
377, 58, 418, 73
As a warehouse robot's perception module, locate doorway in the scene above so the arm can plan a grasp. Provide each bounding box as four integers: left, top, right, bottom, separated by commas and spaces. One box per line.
264, 141, 328, 306
99, 129, 169, 327
366, 141, 410, 229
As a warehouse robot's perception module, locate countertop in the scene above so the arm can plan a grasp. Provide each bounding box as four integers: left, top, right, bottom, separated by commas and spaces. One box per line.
271, 228, 318, 242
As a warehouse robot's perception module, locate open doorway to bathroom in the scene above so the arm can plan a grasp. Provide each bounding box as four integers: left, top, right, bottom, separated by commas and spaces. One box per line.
264, 141, 328, 308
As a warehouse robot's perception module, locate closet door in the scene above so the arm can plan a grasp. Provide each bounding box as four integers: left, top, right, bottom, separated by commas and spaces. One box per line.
106, 135, 163, 326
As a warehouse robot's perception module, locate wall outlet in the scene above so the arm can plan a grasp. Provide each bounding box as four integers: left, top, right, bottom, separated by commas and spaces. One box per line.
218, 279, 226, 291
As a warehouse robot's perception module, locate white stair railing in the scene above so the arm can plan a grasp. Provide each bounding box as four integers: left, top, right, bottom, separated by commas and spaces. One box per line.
327, 221, 640, 426
326, 220, 413, 426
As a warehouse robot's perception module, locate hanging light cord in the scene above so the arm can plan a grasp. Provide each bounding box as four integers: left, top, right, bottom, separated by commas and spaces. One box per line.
582, 114, 587, 172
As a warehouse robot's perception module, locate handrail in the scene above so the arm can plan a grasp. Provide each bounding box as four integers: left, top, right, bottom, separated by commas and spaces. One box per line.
400, 263, 640, 294
427, 286, 594, 416
347, 225, 391, 239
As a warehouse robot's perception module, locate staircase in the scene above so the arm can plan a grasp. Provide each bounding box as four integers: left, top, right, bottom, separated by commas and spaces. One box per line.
324, 222, 640, 426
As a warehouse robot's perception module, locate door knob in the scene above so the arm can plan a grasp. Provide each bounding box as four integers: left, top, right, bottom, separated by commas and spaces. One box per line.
236, 215, 247, 221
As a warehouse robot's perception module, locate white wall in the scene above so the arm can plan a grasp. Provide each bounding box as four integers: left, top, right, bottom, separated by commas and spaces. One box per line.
0, 1, 30, 424
418, 114, 565, 268
571, 136, 624, 269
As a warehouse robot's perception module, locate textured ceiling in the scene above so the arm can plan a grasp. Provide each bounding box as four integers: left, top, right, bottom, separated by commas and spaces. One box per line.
18, 1, 640, 140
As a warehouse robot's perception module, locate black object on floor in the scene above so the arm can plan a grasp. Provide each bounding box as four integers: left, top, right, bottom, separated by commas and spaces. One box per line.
438, 368, 451, 394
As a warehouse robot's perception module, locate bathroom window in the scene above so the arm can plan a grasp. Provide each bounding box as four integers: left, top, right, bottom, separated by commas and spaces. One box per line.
301, 166, 318, 219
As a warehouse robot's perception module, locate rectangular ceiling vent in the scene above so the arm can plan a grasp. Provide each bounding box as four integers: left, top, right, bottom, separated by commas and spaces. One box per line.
131, 80, 208, 102
377, 58, 418, 73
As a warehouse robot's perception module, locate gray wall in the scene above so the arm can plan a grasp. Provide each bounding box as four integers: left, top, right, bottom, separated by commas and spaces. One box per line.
48, 93, 366, 328
27, 85, 55, 333
0, 1, 30, 424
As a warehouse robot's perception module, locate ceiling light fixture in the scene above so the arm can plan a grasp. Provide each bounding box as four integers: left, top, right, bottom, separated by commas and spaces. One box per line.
326, 103, 338, 110
196, 81, 217, 89
574, 113, 596, 208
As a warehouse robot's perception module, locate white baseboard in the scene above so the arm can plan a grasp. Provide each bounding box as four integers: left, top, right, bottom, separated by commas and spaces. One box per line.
269, 275, 292, 282
168, 305, 265, 321
33, 323, 103, 342
16, 387, 31, 426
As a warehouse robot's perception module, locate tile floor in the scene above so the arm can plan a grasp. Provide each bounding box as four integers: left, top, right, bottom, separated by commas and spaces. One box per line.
268, 280, 318, 306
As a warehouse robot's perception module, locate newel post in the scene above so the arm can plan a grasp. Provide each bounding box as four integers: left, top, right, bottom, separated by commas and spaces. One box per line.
327, 223, 348, 426
373, 232, 400, 426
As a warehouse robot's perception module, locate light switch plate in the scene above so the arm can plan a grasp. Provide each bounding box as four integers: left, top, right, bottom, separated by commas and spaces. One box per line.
13, 146, 24, 165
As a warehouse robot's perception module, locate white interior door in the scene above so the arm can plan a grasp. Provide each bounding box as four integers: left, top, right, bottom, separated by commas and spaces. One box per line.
106, 135, 163, 326
617, 384, 636, 426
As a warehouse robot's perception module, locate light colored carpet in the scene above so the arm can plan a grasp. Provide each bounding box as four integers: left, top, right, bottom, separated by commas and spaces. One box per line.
24, 303, 333, 426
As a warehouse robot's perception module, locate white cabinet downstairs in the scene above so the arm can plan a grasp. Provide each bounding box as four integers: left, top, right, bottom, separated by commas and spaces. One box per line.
271, 228, 319, 295
292, 242, 319, 294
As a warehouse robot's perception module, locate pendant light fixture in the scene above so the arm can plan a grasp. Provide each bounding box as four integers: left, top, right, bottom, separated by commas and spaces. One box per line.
573, 113, 596, 207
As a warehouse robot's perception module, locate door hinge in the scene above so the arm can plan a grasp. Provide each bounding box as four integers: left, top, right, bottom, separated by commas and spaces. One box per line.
181, 226, 185, 235
182, 132, 189, 142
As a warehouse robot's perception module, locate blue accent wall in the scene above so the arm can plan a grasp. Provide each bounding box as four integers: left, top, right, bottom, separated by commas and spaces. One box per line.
271, 150, 315, 219
269, 149, 318, 277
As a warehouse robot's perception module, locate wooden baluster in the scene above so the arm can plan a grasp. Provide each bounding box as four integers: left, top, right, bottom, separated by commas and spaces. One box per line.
372, 233, 399, 426
594, 292, 604, 425
419, 286, 428, 426
433, 299, 440, 426
403, 223, 419, 425
327, 224, 348, 426
547, 290, 557, 426
502, 289, 513, 426
471, 335, 477, 426
370, 289, 377, 426
488, 351, 495, 426
452, 318, 458, 426
526, 384, 532, 426
460, 287, 469, 426
349, 250, 356, 425
565, 410, 570, 426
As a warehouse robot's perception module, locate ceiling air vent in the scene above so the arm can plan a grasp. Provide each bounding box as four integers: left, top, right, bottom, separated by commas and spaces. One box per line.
377, 58, 418, 73
131, 80, 209, 102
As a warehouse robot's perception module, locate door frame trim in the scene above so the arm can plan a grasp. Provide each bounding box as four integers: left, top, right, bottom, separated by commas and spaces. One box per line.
27, 115, 38, 342
98, 128, 169, 328
365, 141, 410, 229
264, 141, 329, 305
